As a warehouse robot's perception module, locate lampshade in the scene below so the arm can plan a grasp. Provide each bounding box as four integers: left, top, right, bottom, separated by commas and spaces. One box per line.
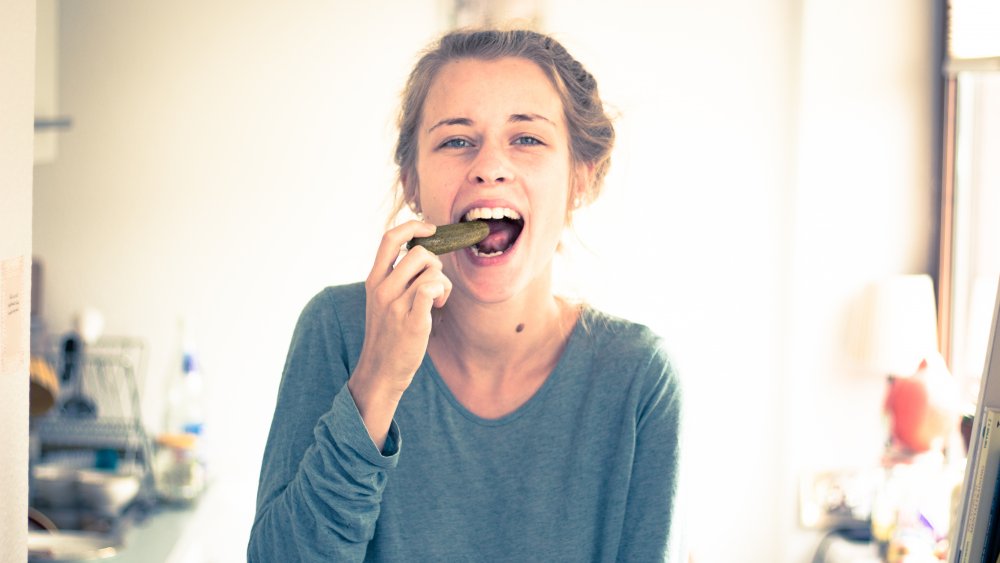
850, 274, 940, 377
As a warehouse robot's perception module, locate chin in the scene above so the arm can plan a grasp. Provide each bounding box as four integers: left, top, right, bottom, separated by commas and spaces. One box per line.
452, 264, 553, 308
455, 276, 520, 304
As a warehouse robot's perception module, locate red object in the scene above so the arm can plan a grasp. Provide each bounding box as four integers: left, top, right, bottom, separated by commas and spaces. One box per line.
885, 373, 930, 451
883, 359, 957, 453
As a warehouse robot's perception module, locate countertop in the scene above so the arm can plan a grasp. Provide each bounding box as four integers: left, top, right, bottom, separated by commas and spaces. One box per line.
29, 473, 257, 563
29, 502, 198, 563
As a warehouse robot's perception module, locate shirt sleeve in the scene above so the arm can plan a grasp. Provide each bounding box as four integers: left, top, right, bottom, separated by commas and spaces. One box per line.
248, 289, 400, 562
617, 343, 686, 563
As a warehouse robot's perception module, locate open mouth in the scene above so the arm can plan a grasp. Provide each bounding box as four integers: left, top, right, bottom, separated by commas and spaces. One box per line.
461, 207, 524, 258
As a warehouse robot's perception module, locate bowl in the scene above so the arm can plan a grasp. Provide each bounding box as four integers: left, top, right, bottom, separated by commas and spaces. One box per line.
31, 464, 79, 509
75, 469, 141, 515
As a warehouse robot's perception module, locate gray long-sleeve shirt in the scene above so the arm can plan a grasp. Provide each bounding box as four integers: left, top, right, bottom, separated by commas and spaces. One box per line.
249, 282, 684, 562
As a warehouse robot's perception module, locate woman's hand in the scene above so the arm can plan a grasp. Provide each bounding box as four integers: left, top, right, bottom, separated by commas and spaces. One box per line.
348, 220, 452, 449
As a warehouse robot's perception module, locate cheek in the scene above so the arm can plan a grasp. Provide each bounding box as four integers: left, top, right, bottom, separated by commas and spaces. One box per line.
539, 169, 574, 220
414, 170, 457, 222
532, 190, 573, 244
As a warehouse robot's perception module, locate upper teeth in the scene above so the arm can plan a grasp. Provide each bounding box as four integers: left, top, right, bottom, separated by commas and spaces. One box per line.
463, 207, 522, 221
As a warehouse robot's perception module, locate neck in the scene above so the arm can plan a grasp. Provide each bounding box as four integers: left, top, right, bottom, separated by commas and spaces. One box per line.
429, 282, 575, 382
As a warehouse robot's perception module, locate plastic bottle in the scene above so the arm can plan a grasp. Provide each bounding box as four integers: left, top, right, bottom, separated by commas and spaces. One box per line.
165, 347, 206, 437
154, 321, 208, 502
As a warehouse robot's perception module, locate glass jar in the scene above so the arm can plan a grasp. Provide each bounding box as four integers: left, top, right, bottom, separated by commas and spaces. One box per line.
152, 432, 206, 503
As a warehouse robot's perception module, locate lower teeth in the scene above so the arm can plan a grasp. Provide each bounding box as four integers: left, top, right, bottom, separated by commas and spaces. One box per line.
471, 246, 504, 258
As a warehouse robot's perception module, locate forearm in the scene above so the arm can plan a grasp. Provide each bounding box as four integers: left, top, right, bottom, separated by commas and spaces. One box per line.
249, 385, 400, 561
347, 363, 405, 452
249, 478, 371, 562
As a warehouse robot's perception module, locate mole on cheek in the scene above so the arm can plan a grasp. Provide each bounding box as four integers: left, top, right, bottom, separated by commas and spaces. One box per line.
516, 323, 525, 333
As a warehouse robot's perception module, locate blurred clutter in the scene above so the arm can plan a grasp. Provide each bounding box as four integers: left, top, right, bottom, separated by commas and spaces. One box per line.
27, 259, 210, 560
153, 318, 208, 503
28, 326, 154, 557
812, 275, 967, 562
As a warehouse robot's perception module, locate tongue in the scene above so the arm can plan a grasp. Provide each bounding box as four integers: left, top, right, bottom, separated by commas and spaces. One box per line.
477, 221, 517, 254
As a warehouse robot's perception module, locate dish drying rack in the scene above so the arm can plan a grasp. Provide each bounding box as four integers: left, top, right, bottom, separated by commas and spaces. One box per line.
32, 336, 157, 510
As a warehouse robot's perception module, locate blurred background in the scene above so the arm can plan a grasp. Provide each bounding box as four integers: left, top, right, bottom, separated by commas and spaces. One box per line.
10, 0, 1000, 561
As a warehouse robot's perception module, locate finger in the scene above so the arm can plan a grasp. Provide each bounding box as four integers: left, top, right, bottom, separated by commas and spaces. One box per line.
404, 265, 452, 310
409, 281, 445, 322
371, 220, 436, 283
367, 221, 436, 285
379, 246, 443, 300
432, 272, 452, 309
401, 264, 449, 315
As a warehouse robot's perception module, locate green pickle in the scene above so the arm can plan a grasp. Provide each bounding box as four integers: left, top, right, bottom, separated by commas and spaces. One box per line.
407, 221, 490, 255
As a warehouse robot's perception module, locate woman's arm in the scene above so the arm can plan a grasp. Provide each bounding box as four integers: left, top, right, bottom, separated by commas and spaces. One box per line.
249, 219, 446, 561
618, 346, 686, 562
247, 289, 399, 562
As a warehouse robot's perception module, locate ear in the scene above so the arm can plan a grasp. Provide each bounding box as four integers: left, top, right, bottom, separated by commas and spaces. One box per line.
570, 162, 596, 209
401, 171, 421, 214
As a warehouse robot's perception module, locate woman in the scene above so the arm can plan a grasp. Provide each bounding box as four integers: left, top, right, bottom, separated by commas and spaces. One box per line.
249, 28, 684, 562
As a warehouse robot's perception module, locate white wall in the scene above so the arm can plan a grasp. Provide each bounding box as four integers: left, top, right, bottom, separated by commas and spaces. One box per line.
30, 1, 937, 562
545, 2, 797, 561
1, 1, 34, 562
550, 1, 935, 561
780, 1, 937, 560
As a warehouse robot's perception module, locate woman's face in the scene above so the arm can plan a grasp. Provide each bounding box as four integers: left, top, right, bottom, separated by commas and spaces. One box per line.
413, 56, 582, 304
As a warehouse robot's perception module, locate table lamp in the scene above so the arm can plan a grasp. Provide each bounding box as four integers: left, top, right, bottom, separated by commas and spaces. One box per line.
851, 274, 958, 458
849, 275, 964, 560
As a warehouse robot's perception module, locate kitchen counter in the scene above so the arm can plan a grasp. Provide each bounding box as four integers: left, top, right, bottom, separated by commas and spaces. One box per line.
29, 502, 198, 563
30, 472, 257, 563
104, 503, 199, 563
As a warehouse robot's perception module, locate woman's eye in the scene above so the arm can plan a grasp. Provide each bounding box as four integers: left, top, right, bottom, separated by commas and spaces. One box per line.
441, 138, 472, 149
513, 136, 542, 146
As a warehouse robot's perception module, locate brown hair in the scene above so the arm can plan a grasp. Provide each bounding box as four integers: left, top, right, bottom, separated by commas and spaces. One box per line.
390, 28, 615, 223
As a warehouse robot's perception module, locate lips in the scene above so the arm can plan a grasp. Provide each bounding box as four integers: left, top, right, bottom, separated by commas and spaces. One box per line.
460, 206, 524, 257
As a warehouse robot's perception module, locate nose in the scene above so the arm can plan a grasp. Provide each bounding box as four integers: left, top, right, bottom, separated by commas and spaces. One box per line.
468, 142, 512, 185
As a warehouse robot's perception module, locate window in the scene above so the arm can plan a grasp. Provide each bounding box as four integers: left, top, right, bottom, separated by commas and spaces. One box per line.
939, 0, 1000, 409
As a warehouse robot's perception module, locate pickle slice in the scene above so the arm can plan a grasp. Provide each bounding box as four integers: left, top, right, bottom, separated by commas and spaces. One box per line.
406, 221, 490, 255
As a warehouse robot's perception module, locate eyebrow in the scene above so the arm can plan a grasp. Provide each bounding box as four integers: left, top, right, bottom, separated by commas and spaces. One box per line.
427, 117, 473, 133
426, 113, 554, 134
510, 113, 554, 126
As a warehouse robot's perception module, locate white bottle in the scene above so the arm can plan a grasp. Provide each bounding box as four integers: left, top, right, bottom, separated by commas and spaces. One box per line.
155, 321, 208, 502
165, 348, 206, 437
